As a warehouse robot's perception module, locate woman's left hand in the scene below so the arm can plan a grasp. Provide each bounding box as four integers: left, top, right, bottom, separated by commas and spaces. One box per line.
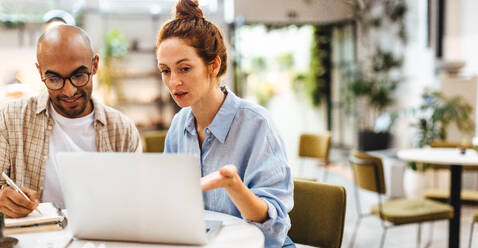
201, 165, 240, 191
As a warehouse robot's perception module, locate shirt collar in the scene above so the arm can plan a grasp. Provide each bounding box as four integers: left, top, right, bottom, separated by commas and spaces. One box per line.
36, 91, 106, 126
36, 91, 50, 115
209, 86, 240, 143
184, 109, 196, 136
183, 86, 240, 143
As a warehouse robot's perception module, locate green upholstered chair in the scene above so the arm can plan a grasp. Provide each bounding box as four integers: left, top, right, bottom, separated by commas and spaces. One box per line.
298, 133, 332, 181
142, 130, 168, 153
469, 211, 478, 248
349, 151, 454, 248
288, 179, 346, 248
423, 189, 478, 203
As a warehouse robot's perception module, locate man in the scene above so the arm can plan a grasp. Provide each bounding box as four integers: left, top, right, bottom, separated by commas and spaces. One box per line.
0, 25, 142, 217
42, 9, 76, 31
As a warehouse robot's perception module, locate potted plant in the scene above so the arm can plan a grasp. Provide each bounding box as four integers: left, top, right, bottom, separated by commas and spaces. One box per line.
97, 29, 129, 105
342, 0, 407, 151
412, 90, 474, 149
404, 90, 474, 198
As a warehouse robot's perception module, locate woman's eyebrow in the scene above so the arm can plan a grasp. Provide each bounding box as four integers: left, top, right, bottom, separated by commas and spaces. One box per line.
176, 58, 189, 64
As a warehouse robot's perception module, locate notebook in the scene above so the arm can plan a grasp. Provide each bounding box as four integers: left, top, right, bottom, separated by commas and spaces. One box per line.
4, 202, 67, 235
57, 152, 221, 245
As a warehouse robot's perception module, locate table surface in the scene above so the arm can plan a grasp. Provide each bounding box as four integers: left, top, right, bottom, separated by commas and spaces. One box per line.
397, 148, 478, 166
11, 210, 265, 248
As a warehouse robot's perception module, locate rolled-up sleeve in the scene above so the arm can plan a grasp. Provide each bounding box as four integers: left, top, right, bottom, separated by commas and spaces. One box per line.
243, 131, 294, 247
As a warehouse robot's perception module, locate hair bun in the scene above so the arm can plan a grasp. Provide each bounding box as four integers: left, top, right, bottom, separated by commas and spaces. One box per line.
175, 0, 204, 19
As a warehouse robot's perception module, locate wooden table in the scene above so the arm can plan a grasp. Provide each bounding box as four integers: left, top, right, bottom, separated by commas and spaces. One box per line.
11, 210, 265, 248
398, 148, 478, 248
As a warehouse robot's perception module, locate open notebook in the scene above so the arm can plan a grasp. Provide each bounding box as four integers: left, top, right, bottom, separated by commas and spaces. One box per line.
4, 202, 67, 235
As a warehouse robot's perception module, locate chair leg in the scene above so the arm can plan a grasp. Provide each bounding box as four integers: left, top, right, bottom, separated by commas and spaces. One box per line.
433, 169, 438, 188
379, 227, 388, 248
299, 160, 304, 177
322, 167, 329, 182
423, 222, 434, 248
469, 221, 476, 248
417, 223, 422, 248
349, 217, 362, 248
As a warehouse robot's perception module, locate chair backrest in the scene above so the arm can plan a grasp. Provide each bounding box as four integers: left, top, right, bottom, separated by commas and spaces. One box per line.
142, 130, 168, 152
349, 150, 386, 194
298, 133, 332, 161
430, 140, 472, 148
288, 180, 346, 248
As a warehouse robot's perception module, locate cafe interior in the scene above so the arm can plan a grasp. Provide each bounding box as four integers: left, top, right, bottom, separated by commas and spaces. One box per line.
1, 0, 478, 247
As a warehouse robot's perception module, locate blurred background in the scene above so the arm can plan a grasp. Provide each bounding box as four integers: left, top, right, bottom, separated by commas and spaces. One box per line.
3, 0, 478, 154
2, 0, 478, 247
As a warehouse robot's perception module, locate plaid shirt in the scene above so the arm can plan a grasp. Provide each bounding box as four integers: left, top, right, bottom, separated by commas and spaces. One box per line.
0, 92, 141, 193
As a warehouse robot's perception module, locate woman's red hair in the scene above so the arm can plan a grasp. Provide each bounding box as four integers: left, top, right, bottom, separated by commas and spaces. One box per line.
157, 0, 227, 78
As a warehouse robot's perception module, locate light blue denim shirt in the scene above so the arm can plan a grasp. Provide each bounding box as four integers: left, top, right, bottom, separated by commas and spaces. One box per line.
165, 87, 293, 247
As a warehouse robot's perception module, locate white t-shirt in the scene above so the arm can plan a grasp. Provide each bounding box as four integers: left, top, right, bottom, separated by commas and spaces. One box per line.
42, 105, 96, 208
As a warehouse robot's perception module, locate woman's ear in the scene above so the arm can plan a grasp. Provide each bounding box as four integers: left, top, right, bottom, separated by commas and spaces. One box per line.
209, 56, 221, 77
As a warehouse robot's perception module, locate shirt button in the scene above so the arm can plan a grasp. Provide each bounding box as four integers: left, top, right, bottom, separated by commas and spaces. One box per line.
47, 125, 52, 130
206, 129, 210, 134
207, 137, 212, 142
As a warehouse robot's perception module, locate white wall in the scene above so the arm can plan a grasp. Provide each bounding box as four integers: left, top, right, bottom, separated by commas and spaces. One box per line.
394, 0, 478, 146
232, 0, 353, 24
393, 0, 436, 148
458, 0, 478, 75
443, 0, 478, 76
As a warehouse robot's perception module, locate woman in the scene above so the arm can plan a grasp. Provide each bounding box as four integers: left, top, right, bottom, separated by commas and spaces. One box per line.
156, 0, 294, 247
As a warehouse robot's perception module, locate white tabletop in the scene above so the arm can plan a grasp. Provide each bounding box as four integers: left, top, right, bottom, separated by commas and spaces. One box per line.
397, 148, 478, 167
11, 210, 264, 248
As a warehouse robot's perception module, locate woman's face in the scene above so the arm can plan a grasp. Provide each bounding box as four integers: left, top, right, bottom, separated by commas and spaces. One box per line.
156, 37, 215, 108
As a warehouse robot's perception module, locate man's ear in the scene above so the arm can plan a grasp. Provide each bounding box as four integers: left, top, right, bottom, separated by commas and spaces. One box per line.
92, 55, 99, 75
35, 63, 42, 78
209, 56, 221, 77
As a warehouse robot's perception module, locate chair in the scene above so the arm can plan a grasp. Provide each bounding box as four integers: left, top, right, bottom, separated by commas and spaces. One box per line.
142, 130, 168, 152
298, 133, 332, 181
288, 179, 346, 248
349, 151, 454, 248
469, 211, 478, 248
423, 141, 478, 203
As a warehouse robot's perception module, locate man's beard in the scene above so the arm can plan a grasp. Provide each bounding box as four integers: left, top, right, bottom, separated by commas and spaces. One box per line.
53, 91, 89, 118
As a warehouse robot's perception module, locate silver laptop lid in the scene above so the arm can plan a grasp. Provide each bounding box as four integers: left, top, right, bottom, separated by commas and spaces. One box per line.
57, 152, 207, 245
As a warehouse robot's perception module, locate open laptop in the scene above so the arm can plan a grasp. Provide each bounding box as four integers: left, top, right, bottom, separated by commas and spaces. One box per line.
56, 152, 221, 245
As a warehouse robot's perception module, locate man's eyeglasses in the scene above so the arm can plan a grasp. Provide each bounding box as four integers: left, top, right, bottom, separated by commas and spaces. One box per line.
40, 56, 95, 90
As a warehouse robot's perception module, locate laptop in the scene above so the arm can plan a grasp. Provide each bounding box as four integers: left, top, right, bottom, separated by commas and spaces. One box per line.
56, 152, 221, 245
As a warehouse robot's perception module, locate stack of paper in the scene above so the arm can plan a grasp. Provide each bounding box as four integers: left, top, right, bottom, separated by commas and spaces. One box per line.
4, 202, 67, 235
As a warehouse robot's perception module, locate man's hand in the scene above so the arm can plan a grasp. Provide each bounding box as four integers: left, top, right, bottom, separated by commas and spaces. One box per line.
0, 186, 39, 218
201, 165, 241, 191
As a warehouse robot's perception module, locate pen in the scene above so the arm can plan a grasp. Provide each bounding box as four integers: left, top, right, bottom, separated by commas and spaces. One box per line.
1, 172, 42, 216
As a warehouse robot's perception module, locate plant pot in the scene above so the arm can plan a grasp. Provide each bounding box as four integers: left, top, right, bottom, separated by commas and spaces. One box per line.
403, 168, 434, 199
358, 130, 392, 151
